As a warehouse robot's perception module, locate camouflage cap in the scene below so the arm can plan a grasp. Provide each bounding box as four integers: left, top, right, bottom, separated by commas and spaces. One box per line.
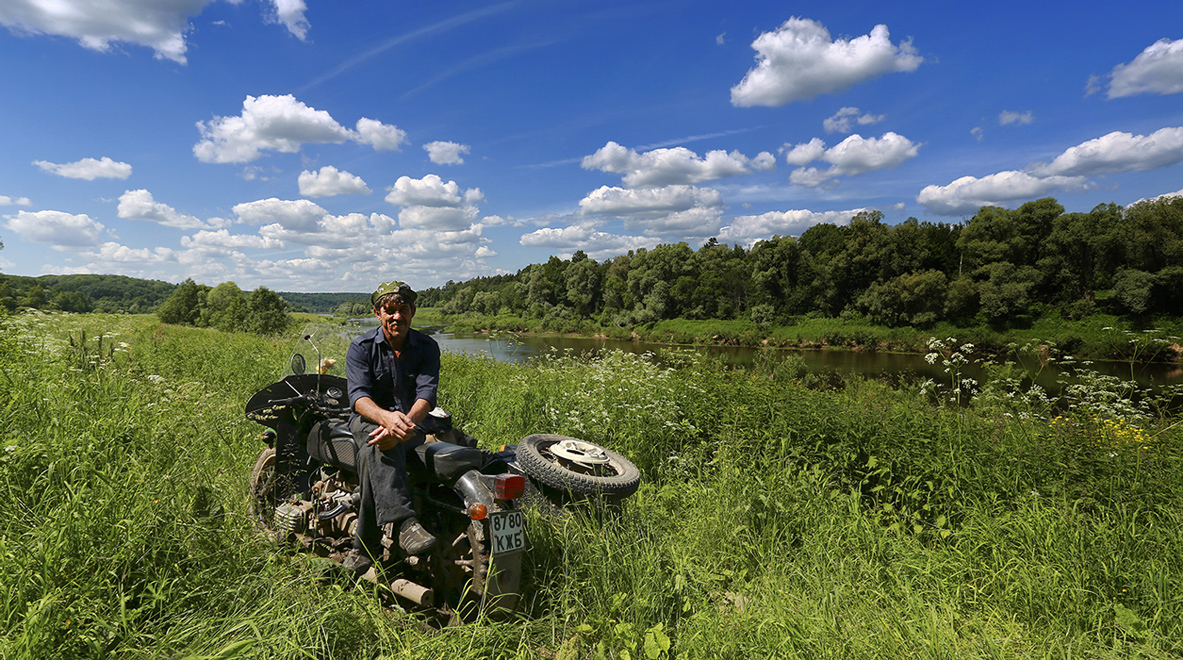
371, 280, 418, 306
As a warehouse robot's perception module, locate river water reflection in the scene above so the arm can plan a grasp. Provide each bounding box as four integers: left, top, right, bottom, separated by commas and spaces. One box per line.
418, 326, 1183, 391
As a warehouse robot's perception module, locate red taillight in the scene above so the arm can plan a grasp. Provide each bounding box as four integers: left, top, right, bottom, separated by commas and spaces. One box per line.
494, 474, 526, 500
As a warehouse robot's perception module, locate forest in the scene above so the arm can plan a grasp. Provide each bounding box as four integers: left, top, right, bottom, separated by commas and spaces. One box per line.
419, 196, 1183, 332
0, 273, 175, 314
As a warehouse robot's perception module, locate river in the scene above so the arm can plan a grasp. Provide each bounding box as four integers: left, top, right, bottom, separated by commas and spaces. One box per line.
420, 326, 1183, 392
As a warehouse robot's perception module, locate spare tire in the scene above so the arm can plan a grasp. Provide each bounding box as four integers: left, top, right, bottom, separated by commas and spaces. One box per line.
516, 434, 640, 498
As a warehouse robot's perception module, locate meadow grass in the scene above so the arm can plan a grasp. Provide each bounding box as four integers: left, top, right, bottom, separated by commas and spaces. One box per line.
2, 311, 1181, 658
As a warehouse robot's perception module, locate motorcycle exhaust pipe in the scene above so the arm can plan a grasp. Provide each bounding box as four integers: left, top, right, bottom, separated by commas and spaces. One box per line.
390, 578, 434, 608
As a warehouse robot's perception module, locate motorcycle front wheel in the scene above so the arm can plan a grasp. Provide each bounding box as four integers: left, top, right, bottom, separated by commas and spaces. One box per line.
249, 446, 278, 533
516, 434, 640, 498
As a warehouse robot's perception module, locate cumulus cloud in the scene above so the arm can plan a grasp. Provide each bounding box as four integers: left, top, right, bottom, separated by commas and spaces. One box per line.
424, 141, 471, 165
782, 132, 920, 187
1029, 127, 1183, 177
270, 0, 310, 40
582, 141, 775, 187
999, 110, 1034, 126
4, 209, 104, 246
519, 224, 658, 259
233, 198, 328, 231
730, 18, 922, 107
0, 195, 32, 206
578, 185, 724, 236
181, 229, 285, 250
718, 207, 868, 244
1105, 37, 1183, 98
823, 107, 885, 134
355, 117, 408, 151
0, 0, 310, 64
33, 156, 131, 180
384, 174, 483, 231
579, 185, 722, 216
916, 171, 1088, 216
298, 166, 371, 197
117, 189, 220, 230
193, 95, 405, 163
85, 241, 176, 263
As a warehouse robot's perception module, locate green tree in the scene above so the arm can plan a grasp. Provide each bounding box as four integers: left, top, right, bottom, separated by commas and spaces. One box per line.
1111, 269, 1155, 316
245, 286, 291, 335
563, 251, 601, 317
205, 281, 248, 331
19, 284, 47, 309
156, 279, 209, 325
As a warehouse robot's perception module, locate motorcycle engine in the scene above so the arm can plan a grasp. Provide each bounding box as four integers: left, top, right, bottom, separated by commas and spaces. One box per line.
274, 500, 312, 535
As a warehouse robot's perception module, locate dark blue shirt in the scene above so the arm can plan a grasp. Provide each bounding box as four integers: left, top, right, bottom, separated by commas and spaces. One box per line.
346, 326, 440, 423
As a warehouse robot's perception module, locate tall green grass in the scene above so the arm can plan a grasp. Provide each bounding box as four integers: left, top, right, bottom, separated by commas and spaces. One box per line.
2, 311, 1181, 658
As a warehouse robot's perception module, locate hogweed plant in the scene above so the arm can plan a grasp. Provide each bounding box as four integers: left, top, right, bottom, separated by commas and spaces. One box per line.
920, 337, 979, 407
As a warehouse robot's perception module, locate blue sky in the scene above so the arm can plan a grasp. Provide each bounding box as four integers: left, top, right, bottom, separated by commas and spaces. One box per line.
2, 0, 1182, 292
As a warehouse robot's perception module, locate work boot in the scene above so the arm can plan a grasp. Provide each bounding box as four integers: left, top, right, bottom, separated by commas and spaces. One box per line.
398, 517, 438, 555
341, 548, 373, 576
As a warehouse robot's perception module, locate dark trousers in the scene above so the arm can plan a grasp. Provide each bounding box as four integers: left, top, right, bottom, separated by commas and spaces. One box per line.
350, 415, 424, 557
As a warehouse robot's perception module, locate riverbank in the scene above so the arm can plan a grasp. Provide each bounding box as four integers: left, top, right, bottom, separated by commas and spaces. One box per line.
417, 308, 1183, 364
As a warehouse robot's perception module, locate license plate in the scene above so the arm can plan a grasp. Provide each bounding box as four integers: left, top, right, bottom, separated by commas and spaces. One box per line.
488, 510, 526, 556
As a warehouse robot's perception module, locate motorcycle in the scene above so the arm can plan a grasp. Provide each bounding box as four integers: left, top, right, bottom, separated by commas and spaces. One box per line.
244, 323, 640, 618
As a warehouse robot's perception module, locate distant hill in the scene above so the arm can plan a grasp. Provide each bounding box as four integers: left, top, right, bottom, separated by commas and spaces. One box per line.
277, 291, 368, 314
0, 273, 175, 313
0, 272, 369, 315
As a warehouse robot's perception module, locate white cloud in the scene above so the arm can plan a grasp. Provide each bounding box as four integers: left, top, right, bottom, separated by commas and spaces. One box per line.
194, 95, 405, 163
0, 0, 310, 64
233, 198, 328, 231
384, 174, 483, 231
33, 156, 131, 180
298, 166, 372, 197
1127, 187, 1183, 207
86, 241, 176, 263
582, 141, 775, 187
5, 209, 104, 246
474, 245, 497, 258
578, 185, 723, 216
355, 117, 408, 151
117, 189, 220, 230
823, 107, 885, 134
718, 207, 868, 244
0, 195, 32, 206
424, 141, 471, 165
1106, 37, 1183, 98
181, 229, 285, 250
270, 0, 310, 40
916, 171, 1088, 216
386, 174, 472, 207
731, 18, 922, 107
783, 132, 920, 187
781, 138, 827, 166
1029, 127, 1183, 177
0, 0, 207, 63
999, 110, 1034, 126
520, 224, 658, 259
577, 185, 725, 236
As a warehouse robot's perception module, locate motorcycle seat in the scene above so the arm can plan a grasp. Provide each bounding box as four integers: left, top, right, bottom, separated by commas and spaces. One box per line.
308, 418, 490, 482
409, 442, 488, 482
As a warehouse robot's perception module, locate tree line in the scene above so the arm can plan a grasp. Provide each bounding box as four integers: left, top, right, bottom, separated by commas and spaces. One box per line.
419, 196, 1183, 330
155, 279, 293, 334
0, 273, 175, 314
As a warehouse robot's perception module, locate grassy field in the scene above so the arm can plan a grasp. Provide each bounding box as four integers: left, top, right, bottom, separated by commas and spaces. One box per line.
2, 311, 1181, 659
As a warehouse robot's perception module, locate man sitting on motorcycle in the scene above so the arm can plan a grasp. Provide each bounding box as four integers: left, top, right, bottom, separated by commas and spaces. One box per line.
342, 280, 441, 575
